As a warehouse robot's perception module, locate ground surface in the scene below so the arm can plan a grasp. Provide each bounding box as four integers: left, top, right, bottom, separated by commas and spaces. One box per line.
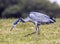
0, 18, 60, 44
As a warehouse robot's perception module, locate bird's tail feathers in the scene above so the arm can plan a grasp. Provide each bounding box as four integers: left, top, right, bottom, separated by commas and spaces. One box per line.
50, 17, 56, 22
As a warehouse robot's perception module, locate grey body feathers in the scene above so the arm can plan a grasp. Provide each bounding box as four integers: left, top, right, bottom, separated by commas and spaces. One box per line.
10, 12, 56, 34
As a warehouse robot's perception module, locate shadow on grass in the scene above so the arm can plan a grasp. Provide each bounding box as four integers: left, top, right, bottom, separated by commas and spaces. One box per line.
24, 31, 36, 37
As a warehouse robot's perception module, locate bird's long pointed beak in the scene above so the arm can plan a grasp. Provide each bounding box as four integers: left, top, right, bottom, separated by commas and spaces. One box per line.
10, 25, 15, 31
10, 18, 22, 31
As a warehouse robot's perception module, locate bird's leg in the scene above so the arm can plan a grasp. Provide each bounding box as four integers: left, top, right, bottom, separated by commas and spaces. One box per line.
35, 23, 38, 33
35, 25, 37, 32
37, 25, 40, 34
35, 24, 40, 35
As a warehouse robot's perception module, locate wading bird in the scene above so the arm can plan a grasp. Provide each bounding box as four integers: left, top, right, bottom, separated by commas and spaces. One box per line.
10, 12, 56, 34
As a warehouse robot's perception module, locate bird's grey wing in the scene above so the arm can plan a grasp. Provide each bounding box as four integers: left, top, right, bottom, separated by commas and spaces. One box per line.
29, 12, 50, 22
